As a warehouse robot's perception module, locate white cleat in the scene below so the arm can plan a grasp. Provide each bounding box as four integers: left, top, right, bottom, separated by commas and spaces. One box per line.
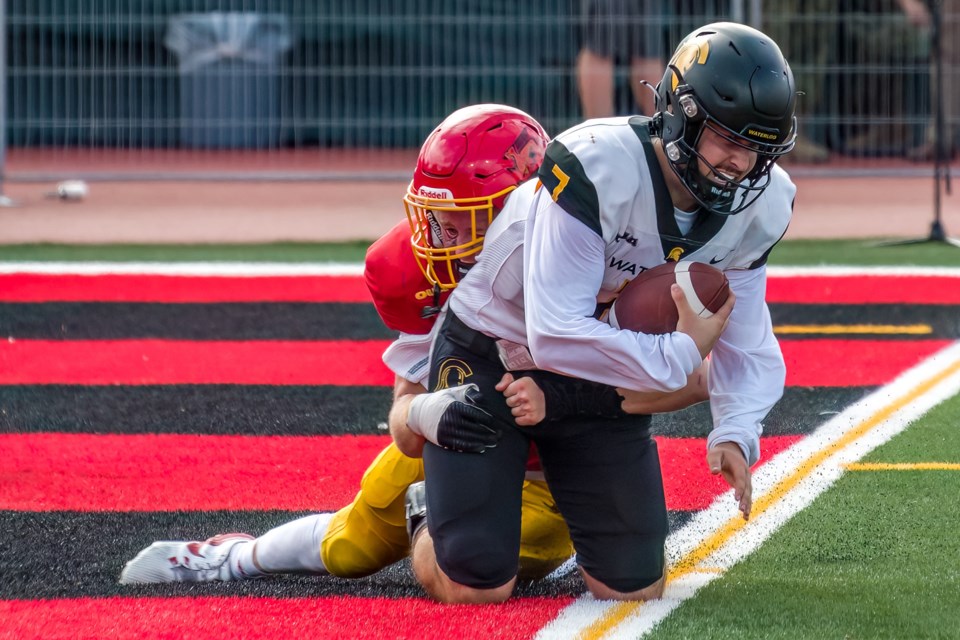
119, 533, 254, 584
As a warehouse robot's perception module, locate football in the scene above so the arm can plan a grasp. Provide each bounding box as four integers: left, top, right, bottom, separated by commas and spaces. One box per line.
608, 261, 730, 334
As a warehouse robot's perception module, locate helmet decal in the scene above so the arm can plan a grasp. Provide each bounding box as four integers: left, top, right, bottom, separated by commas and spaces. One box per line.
670, 40, 710, 92
504, 127, 545, 181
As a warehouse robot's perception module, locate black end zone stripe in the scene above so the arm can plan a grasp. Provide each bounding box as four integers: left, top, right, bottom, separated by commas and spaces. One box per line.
538, 140, 602, 236
0, 385, 392, 435
1, 385, 872, 437
0, 510, 693, 599
652, 386, 878, 438
769, 304, 960, 340
6, 303, 952, 341
0, 302, 393, 340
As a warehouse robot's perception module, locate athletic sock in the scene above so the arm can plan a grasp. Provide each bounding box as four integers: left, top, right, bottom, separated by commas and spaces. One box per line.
234, 513, 334, 577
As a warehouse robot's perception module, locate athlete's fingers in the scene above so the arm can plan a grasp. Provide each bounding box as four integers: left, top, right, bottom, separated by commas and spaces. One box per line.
707, 443, 752, 520
496, 372, 515, 393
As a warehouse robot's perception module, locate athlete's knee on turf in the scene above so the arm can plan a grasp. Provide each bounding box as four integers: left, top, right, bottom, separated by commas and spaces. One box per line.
579, 565, 665, 601
412, 529, 515, 603
435, 533, 518, 592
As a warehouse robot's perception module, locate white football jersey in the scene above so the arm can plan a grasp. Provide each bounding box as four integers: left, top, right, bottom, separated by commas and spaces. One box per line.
450, 116, 796, 465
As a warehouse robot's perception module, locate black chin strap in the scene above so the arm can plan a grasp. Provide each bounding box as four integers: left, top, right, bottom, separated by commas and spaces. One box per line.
420, 282, 443, 319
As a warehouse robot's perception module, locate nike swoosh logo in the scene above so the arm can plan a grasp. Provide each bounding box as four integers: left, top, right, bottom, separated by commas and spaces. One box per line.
709, 254, 728, 265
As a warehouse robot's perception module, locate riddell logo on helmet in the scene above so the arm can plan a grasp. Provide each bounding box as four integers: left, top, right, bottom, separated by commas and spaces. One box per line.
419, 186, 454, 200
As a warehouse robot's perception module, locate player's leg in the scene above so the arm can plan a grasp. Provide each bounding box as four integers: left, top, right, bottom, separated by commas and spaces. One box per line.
120, 444, 423, 584
412, 427, 528, 602
411, 316, 530, 602
238, 443, 423, 578
626, 0, 664, 116
576, 0, 619, 118
316, 444, 424, 577
535, 413, 668, 600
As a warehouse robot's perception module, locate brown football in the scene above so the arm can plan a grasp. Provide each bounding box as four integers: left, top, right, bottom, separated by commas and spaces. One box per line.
608, 261, 730, 334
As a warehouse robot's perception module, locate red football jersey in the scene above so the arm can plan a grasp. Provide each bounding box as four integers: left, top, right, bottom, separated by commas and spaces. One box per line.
364, 220, 449, 335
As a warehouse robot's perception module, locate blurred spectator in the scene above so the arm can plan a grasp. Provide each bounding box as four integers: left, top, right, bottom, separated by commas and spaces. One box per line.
903, 0, 958, 161
765, 1, 834, 164
576, 0, 665, 117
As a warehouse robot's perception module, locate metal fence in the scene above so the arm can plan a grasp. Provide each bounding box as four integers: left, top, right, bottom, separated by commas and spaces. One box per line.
1, 0, 954, 182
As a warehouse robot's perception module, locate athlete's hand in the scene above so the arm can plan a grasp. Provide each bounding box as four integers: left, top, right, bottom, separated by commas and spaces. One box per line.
674, 284, 734, 359
406, 384, 499, 453
707, 442, 752, 520
496, 373, 546, 426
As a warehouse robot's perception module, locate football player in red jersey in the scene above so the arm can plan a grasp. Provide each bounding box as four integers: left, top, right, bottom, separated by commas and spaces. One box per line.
120, 105, 578, 584
119, 104, 709, 586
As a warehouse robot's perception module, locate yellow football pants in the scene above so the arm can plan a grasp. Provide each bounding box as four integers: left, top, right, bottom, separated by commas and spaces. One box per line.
320, 443, 573, 580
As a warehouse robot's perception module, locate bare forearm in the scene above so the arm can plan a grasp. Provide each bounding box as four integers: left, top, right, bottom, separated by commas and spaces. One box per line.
618, 361, 709, 414
388, 376, 427, 458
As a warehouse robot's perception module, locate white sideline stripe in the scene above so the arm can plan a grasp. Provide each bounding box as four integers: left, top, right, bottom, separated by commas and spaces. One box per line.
534, 340, 960, 640
0, 262, 365, 276
0, 262, 958, 277
766, 265, 960, 277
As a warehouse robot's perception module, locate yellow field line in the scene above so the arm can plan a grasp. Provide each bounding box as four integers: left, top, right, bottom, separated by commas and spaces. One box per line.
845, 462, 960, 471
578, 355, 960, 640
774, 324, 932, 335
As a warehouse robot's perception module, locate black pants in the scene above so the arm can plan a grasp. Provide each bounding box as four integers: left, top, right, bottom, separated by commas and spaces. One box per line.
424, 312, 668, 593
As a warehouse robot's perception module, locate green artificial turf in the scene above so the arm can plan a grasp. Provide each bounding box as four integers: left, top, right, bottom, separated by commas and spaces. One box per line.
647, 393, 960, 640
0, 242, 372, 263
1, 238, 959, 266
769, 238, 960, 267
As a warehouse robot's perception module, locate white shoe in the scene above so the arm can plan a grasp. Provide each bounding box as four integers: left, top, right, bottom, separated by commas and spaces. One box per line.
119, 533, 254, 584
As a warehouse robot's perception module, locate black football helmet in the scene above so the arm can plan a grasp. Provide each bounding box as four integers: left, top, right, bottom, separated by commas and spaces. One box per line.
653, 22, 797, 215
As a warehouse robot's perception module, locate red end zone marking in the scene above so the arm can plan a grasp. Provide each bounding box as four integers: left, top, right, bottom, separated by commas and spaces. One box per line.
0, 274, 373, 303
659, 435, 799, 510
4, 273, 958, 304
0, 339, 394, 385
0, 433, 791, 512
766, 275, 960, 304
0, 596, 574, 640
781, 339, 952, 387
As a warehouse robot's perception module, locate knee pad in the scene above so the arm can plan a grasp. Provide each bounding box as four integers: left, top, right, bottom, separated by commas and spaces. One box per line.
577, 536, 665, 594
320, 444, 424, 578
434, 531, 518, 589
321, 505, 406, 578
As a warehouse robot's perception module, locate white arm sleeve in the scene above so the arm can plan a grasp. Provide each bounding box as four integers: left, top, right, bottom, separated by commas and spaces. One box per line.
381, 332, 433, 386
523, 198, 702, 392
706, 266, 785, 467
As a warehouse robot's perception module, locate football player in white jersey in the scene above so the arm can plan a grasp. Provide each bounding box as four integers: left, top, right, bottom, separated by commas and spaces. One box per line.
402, 22, 798, 604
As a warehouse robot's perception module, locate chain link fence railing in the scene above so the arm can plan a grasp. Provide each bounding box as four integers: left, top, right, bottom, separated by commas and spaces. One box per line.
1, 0, 954, 183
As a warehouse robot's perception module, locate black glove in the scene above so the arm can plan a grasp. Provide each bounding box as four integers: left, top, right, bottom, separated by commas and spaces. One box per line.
406, 384, 500, 453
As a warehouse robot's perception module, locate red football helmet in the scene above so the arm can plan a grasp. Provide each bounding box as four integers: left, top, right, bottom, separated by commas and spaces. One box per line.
403, 104, 548, 290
